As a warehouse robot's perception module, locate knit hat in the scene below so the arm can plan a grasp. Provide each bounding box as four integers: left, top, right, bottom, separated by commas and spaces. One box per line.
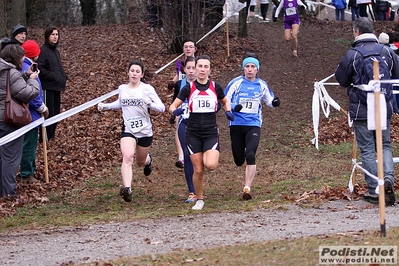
12, 24, 27, 38
22, 40, 40, 59
242, 57, 260, 70
378, 32, 389, 44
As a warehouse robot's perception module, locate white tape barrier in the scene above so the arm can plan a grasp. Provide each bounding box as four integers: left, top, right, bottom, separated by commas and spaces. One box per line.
225, 0, 247, 18
155, 0, 246, 75
0, 89, 118, 146
0, 117, 44, 146
43, 89, 118, 127
307, 0, 352, 15
312, 74, 342, 149
1, 5, 250, 147
313, 75, 399, 192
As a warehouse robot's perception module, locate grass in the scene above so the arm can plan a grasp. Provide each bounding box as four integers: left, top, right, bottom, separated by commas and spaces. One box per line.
0, 138, 361, 233
79, 227, 399, 266
1, 115, 398, 264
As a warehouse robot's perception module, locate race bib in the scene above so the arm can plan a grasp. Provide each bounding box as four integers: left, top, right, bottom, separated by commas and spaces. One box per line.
286, 7, 297, 15
239, 98, 259, 113
181, 103, 190, 119
127, 116, 147, 133
192, 95, 216, 113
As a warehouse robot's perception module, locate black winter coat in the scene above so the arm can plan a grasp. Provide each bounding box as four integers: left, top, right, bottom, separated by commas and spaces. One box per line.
37, 42, 67, 92
335, 33, 399, 121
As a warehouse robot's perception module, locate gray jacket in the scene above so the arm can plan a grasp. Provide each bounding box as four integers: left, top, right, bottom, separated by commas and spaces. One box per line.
0, 58, 40, 122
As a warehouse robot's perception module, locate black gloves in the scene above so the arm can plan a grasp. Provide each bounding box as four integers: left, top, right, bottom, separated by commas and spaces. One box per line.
272, 97, 280, 107
233, 104, 243, 112
225, 111, 235, 121
173, 108, 184, 116
167, 81, 174, 91
169, 115, 176, 124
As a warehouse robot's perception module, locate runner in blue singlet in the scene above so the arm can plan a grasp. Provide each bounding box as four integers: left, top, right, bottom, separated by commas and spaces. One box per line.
224, 54, 280, 200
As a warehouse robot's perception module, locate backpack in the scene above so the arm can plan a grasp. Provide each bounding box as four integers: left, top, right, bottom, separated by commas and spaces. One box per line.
352, 44, 393, 104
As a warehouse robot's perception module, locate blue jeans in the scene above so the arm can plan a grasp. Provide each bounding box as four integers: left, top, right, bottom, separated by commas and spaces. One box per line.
335, 8, 345, 21
353, 120, 394, 194
351, 7, 360, 21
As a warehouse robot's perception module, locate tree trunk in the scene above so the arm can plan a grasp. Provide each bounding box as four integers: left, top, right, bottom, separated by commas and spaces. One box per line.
0, 0, 7, 38
238, 0, 247, 38
10, 0, 26, 27
80, 0, 97, 25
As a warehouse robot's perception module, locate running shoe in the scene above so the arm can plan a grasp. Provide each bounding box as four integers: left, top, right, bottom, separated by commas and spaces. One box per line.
363, 191, 378, 204
192, 199, 204, 210
185, 193, 197, 203
384, 177, 396, 206
119, 187, 132, 202
175, 160, 184, 169
143, 155, 153, 176
292, 50, 298, 57
242, 188, 252, 200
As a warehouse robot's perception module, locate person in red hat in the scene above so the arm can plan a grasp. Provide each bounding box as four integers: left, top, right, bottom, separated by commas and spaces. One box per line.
19, 40, 49, 183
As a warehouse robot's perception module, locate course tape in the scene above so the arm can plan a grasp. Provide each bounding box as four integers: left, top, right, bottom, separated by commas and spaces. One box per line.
0, 11, 243, 147
314, 75, 399, 192
0, 89, 118, 146
0, 117, 44, 146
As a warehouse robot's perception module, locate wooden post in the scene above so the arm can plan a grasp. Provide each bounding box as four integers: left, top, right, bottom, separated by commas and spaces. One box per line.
226, 5, 230, 57
373, 61, 386, 237
351, 132, 357, 187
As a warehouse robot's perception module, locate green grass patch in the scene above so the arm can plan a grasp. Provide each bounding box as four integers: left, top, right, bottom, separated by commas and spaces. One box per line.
79, 227, 399, 266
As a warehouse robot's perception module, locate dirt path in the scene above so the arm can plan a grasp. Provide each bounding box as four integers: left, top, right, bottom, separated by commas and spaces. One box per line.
2, 19, 398, 266
1, 200, 398, 265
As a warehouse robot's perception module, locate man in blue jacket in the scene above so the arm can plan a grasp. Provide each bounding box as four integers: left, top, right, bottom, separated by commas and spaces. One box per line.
335, 17, 398, 206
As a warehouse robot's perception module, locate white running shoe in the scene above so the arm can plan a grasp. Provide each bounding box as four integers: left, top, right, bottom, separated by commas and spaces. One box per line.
192, 199, 204, 210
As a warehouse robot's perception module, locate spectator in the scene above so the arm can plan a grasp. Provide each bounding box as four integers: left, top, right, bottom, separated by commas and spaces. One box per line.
260, 0, 270, 22
348, 0, 360, 21
37, 27, 67, 141
11, 24, 27, 45
335, 18, 398, 206
148, 0, 164, 32
375, 0, 389, 21
97, 60, 165, 202
379, 32, 399, 114
332, 0, 347, 21
19, 40, 49, 183
357, 0, 370, 17
0, 44, 40, 199
0, 24, 27, 50
247, 0, 257, 23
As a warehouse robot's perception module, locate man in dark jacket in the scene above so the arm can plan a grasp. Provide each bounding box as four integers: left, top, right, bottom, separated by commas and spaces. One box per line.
335, 17, 398, 206
0, 24, 27, 50
37, 26, 67, 141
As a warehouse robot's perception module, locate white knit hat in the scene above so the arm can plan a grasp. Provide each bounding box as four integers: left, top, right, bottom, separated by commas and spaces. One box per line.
378, 32, 389, 44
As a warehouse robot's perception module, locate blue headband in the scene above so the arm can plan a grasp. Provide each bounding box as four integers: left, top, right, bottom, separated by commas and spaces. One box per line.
242, 57, 260, 70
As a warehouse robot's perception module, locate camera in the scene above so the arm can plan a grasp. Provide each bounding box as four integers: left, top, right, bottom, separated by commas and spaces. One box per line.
32, 64, 38, 72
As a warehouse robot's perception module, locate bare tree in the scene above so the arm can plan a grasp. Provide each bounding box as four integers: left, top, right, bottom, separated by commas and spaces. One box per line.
238, 0, 247, 38
80, 0, 97, 25
0, 0, 7, 38
9, 0, 26, 28
158, 0, 225, 53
